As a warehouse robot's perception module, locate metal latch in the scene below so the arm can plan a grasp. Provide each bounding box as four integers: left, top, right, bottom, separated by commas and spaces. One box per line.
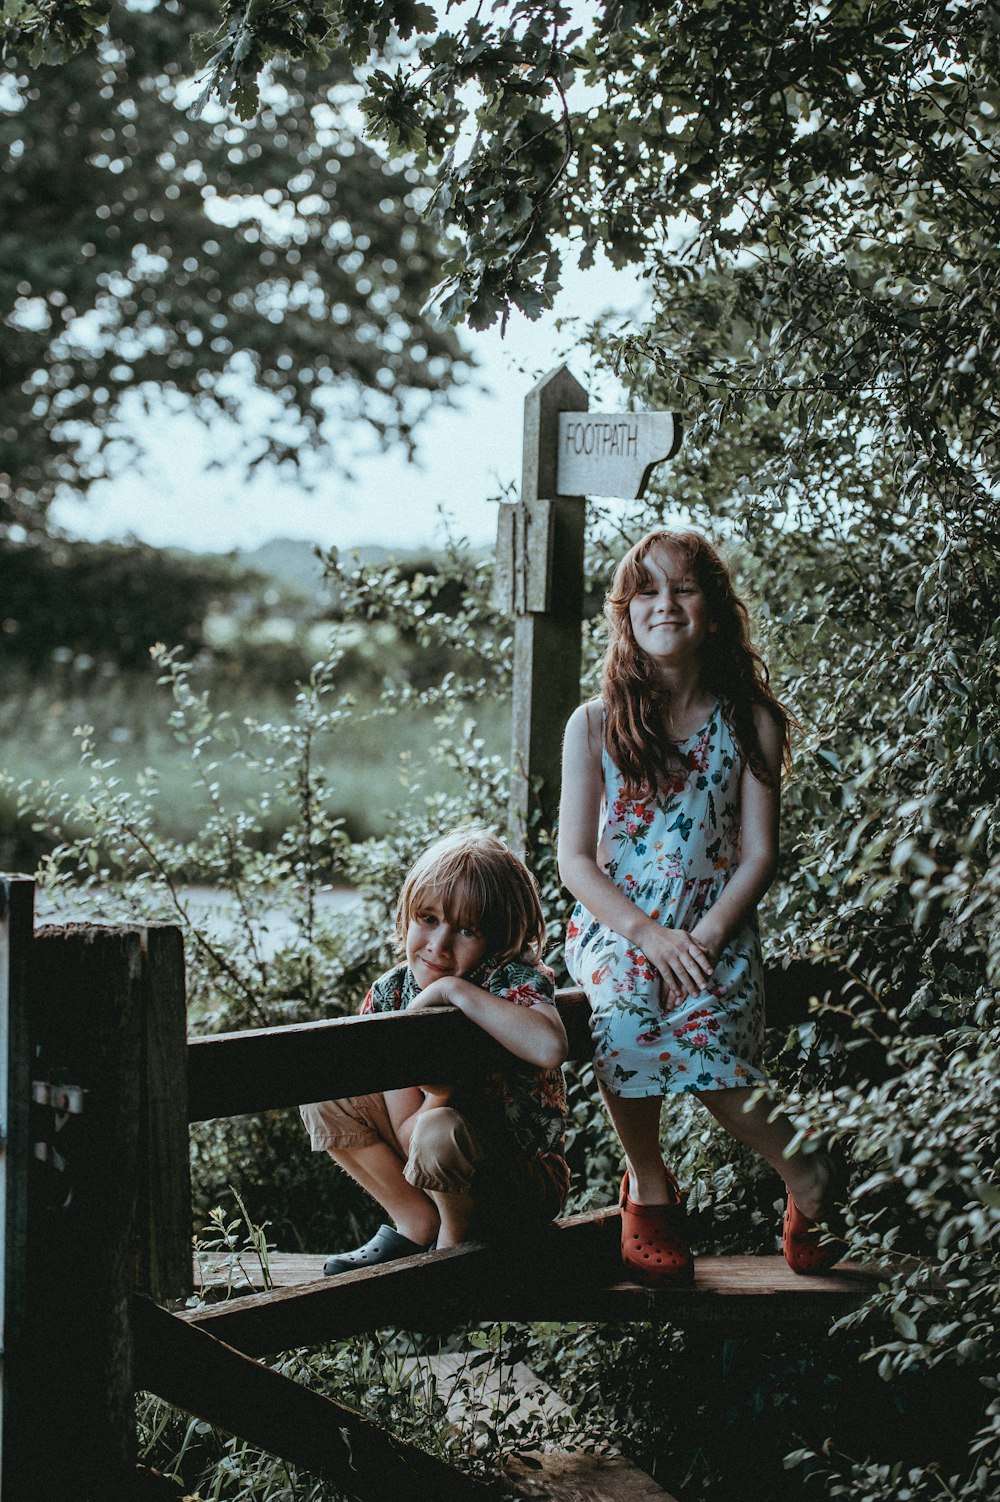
32, 1080, 86, 1115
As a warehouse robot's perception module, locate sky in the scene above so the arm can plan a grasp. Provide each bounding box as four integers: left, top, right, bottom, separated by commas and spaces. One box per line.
51, 253, 646, 558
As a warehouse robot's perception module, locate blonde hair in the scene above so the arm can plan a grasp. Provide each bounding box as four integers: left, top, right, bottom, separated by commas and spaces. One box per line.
395, 827, 546, 966
602, 529, 792, 797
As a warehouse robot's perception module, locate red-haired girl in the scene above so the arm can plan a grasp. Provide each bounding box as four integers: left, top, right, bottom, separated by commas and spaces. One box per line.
558, 530, 844, 1284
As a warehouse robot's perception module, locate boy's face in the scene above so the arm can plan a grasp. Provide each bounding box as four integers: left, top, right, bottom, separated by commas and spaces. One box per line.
406, 899, 489, 990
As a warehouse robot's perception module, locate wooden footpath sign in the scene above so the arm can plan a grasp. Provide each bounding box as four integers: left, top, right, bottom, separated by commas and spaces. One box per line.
494, 366, 681, 850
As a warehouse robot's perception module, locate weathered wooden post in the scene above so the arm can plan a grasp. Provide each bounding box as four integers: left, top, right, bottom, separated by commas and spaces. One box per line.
0, 912, 189, 1501
135, 925, 191, 1304
496, 365, 588, 853
0, 876, 34, 1501
496, 366, 682, 851
28, 923, 146, 1498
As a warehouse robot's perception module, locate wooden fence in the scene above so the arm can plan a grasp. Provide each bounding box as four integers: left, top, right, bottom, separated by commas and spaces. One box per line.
0, 875, 877, 1501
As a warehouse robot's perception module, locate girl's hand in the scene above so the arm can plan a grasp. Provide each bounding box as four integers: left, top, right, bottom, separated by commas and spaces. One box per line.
640, 925, 715, 1010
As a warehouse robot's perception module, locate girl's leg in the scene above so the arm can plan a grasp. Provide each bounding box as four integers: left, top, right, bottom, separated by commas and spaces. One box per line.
599, 1085, 673, 1203
696, 1087, 833, 1220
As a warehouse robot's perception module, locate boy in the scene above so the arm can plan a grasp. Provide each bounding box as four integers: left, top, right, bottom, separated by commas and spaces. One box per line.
300, 828, 569, 1272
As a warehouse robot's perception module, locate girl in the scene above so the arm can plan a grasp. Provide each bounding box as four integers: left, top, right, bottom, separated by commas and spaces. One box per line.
301, 827, 569, 1272
558, 529, 843, 1284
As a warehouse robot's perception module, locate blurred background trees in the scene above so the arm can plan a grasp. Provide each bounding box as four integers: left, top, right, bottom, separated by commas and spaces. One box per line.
0, 0, 470, 536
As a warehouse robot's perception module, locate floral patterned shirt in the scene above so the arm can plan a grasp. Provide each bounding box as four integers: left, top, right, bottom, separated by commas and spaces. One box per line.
361, 956, 567, 1161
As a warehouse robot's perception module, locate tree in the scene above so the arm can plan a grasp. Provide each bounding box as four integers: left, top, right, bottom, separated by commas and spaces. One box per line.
0, 0, 471, 536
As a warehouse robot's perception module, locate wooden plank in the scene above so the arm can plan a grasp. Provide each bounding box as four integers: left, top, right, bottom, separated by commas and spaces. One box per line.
188, 1005, 533, 1122
195, 1247, 874, 1303
136, 925, 191, 1302
186, 967, 858, 1123
195, 1248, 330, 1294
183, 1210, 618, 1353
502, 1452, 678, 1502
181, 1211, 878, 1358
132, 1296, 493, 1502
28, 925, 146, 1497
0, 876, 34, 1502
509, 364, 589, 853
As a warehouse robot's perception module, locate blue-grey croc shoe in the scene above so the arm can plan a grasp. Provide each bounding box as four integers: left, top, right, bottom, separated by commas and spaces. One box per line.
323, 1223, 434, 1276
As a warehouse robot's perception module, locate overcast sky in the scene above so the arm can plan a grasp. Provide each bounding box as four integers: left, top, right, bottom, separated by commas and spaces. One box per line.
52, 252, 644, 557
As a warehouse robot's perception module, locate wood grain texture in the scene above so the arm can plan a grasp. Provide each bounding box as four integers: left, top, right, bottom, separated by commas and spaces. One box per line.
182, 1209, 878, 1359
187, 964, 863, 1122
502, 1452, 679, 1502
133, 1296, 494, 1502
509, 364, 589, 852
136, 925, 191, 1302
29, 925, 146, 1498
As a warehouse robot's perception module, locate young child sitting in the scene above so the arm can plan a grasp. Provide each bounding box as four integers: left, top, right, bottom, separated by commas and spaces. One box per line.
300, 827, 570, 1273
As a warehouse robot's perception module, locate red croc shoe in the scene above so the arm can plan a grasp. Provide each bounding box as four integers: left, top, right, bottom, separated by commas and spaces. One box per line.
782, 1155, 848, 1276
619, 1169, 694, 1286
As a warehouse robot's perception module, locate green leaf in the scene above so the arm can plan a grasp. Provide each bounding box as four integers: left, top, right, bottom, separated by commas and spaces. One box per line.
892, 1311, 918, 1341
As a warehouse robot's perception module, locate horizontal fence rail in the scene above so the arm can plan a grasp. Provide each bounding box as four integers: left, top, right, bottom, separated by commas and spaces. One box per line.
187, 962, 861, 1122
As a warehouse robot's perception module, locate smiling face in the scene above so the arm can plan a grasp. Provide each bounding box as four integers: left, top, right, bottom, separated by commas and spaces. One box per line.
627, 544, 713, 667
405, 900, 489, 990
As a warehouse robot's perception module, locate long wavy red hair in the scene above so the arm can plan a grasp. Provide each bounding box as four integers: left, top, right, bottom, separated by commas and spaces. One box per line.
601, 530, 791, 797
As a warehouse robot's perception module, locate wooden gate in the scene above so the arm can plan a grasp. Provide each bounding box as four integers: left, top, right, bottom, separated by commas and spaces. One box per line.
0, 879, 875, 1501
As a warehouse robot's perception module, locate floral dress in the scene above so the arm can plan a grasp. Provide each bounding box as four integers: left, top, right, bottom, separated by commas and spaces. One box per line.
565, 701, 768, 1098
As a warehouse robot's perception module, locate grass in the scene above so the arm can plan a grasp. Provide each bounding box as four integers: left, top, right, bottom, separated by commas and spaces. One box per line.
0, 665, 511, 865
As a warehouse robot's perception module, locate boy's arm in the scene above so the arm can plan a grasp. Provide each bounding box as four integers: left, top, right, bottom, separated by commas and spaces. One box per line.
407, 975, 568, 1070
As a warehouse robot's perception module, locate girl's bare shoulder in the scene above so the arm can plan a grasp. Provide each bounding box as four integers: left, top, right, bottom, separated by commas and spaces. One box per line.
751, 702, 784, 773
566, 697, 605, 748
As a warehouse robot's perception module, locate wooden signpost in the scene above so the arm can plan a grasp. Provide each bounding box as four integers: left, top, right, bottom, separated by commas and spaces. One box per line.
496, 366, 681, 850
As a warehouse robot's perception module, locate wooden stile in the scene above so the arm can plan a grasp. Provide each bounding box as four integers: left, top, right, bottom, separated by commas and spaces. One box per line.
0, 879, 874, 1502
186, 962, 859, 1122
179, 1212, 878, 1359
133, 1297, 494, 1502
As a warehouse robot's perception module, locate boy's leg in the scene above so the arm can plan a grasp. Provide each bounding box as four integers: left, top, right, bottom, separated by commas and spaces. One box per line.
300, 1096, 439, 1245
427, 1189, 477, 1249
696, 1086, 834, 1219
384, 1086, 427, 1152
403, 1106, 487, 1248
404, 1107, 569, 1247
330, 1140, 440, 1245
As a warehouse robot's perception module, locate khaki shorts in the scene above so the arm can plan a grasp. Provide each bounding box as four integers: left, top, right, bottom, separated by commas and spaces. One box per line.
300, 1094, 568, 1234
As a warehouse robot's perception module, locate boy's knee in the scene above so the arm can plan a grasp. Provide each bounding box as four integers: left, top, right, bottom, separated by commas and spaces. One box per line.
406, 1107, 484, 1191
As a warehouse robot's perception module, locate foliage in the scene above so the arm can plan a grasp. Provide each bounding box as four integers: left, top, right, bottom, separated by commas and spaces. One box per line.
7, 2, 1000, 1496
12, 2, 998, 360
0, 0, 470, 535
0, 534, 251, 669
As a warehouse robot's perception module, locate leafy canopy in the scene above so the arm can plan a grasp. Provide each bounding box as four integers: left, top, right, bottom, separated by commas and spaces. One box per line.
0, 0, 471, 533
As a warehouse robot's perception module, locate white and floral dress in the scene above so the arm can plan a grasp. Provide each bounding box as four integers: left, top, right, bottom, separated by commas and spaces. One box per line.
565, 701, 768, 1098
